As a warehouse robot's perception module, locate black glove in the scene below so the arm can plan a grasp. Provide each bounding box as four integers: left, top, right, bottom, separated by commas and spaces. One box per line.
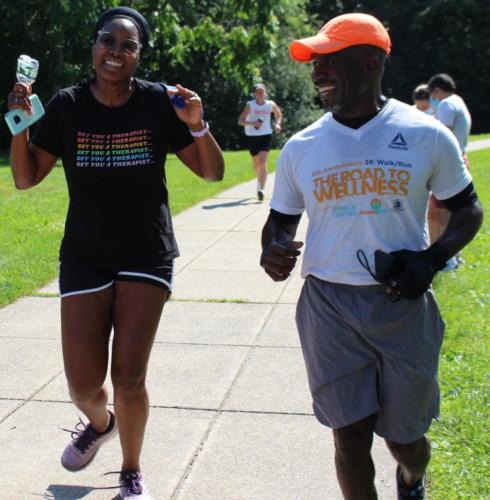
389, 242, 448, 300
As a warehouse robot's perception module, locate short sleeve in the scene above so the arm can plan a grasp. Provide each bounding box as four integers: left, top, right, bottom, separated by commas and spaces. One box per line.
436, 100, 456, 128
270, 142, 305, 215
30, 92, 65, 157
430, 126, 472, 200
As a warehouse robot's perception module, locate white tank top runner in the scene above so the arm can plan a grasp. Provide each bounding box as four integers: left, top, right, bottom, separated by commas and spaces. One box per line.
245, 99, 273, 136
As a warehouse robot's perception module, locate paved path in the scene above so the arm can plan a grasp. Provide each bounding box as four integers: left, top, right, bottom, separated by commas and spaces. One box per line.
467, 137, 490, 151
0, 177, 400, 499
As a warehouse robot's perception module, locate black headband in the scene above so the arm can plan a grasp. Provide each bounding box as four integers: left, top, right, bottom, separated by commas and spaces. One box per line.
94, 7, 150, 50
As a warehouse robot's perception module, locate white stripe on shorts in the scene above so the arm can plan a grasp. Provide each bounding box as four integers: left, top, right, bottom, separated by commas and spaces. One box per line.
60, 280, 114, 298
117, 270, 173, 290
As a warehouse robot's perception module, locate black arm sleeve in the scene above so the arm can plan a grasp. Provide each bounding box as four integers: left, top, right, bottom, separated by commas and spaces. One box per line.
440, 182, 479, 212
269, 209, 302, 225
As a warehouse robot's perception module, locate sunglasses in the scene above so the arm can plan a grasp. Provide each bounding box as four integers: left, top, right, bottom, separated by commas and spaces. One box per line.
96, 31, 141, 54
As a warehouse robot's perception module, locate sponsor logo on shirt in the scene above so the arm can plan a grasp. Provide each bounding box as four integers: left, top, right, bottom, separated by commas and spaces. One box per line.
360, 198, 387, 215
332, 205, 357, 218
391, 199, 404, 213
388, 133, 408, 151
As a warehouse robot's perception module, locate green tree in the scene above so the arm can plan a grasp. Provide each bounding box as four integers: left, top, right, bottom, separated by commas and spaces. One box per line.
261, 0, 323, 147
0, 0, 311, 150
0, 0, 116, 147
139, 0, 310, 149
306, 0, 490, 133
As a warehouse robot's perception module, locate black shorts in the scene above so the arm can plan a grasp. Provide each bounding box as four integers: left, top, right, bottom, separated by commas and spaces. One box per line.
59, 260, 175, 298
247, 134, 272, 156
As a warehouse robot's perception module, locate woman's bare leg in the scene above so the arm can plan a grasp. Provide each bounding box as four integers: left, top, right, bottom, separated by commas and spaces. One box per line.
111, 281, 168, 471
61, 287, 114, 432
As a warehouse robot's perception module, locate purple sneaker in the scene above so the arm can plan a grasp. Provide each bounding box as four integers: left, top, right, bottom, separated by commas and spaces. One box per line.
119, 470, 152, 499
61, 411, 117, 472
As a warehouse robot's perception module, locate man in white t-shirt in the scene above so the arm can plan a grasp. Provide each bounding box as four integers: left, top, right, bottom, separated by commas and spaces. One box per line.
260, 13, 483, 500
428, 73, 471, 152
426, 73, 472, 269
238, 83, 282, 201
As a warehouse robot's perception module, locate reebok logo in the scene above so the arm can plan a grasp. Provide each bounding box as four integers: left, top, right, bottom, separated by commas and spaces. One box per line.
388, 133, 408, 151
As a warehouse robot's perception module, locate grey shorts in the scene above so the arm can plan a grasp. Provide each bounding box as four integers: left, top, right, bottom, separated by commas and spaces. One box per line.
296, 276, 445, 443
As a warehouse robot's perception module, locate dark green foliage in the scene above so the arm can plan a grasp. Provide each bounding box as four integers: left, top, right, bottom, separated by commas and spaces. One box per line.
307, 0, 490, 133
0, 0, 488, 151
0, 0, 314, 150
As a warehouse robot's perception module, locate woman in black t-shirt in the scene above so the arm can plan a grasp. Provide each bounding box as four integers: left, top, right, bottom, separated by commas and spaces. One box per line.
7, 7, 224, 499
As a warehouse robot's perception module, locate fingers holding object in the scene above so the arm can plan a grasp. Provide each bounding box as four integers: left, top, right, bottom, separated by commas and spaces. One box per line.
8, 93, 32, 112
175, 84, 201, 102
8, 83, 32, 112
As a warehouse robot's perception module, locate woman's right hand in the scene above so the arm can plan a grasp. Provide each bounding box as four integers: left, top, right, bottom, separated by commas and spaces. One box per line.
7, 83, 32, 114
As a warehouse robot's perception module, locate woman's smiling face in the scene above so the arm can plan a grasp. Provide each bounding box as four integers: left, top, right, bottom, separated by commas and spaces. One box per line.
92, 17, 141, 83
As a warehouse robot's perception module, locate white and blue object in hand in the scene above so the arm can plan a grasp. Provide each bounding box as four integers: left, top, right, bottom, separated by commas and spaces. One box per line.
5, 94, 45, 135
4, 55, 45, 135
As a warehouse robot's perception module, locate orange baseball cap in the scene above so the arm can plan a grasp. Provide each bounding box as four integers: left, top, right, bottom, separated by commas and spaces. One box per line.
290, 13, 391, 63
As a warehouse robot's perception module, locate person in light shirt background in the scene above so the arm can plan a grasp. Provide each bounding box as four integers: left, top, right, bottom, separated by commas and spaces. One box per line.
412, 84, 435, 116
238, 83, 282, 201
428, 73, 471, 154
427, 73, 472, 269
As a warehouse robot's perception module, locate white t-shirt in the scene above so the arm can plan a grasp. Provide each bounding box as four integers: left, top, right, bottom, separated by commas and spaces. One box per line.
435, 94, 471, 151
412, 104, 436, 116
270, 99, 472, 285
244, 99, 273, 136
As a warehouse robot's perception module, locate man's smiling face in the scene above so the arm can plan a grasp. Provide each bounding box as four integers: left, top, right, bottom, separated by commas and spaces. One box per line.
311, 46, 374, 117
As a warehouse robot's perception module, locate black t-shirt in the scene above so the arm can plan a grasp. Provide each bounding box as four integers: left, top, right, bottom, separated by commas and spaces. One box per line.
31, 78, 194, 267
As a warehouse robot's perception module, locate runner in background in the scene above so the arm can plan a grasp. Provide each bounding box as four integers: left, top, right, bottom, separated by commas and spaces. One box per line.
238, 83, 282, 201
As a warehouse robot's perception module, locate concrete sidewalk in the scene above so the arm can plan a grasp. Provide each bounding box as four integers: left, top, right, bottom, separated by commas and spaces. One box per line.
467, 137, 490, 151
2, 137, 488, 500
2, 178, 395, 499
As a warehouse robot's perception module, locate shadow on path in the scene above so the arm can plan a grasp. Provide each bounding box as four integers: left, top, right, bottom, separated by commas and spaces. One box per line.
39, 483, 119, 499
201, 198, 262, 210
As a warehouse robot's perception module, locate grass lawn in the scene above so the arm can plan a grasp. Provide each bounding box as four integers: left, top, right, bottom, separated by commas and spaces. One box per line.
0, 149, 278, 307
428, 148, 489, 498
469, 133, 490, 141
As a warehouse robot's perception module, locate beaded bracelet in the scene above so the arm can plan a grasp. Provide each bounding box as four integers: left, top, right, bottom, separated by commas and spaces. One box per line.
189, 121, 209, 137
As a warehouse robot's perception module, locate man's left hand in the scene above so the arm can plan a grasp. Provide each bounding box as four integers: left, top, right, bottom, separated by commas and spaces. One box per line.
389, 244, 448, 300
